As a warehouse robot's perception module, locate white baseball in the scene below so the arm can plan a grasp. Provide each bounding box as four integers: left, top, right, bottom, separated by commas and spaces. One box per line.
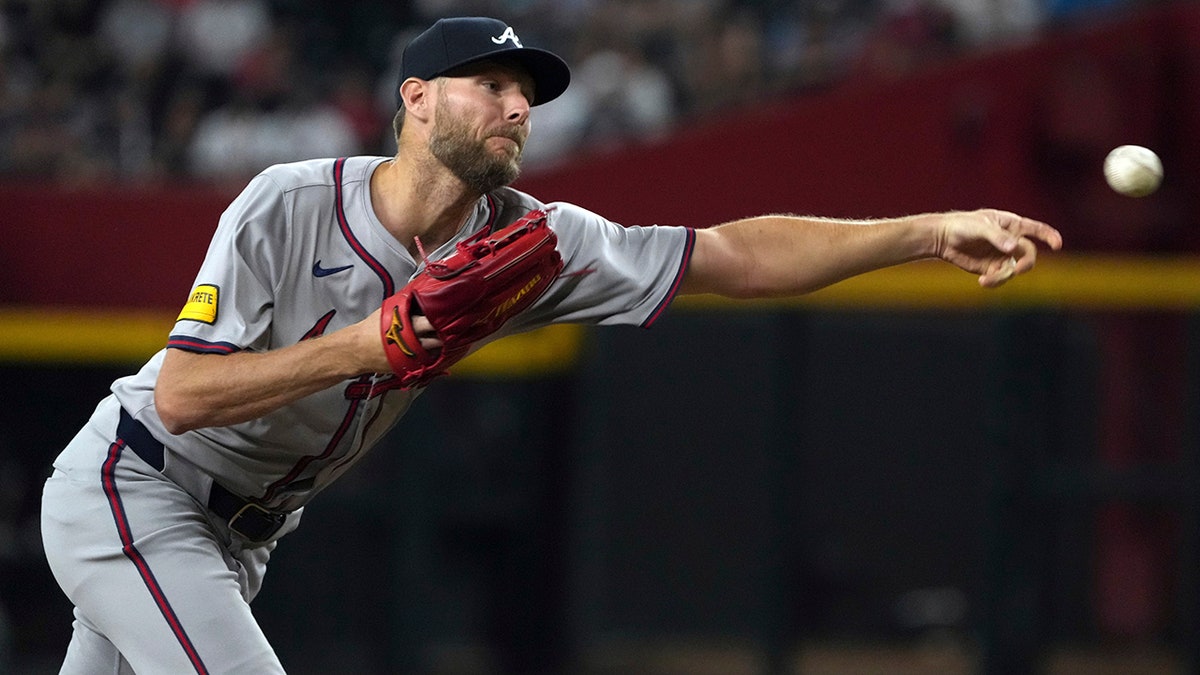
1103, 145, 1163, 197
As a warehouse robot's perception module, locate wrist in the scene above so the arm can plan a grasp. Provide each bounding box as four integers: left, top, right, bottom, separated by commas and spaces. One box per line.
908, 212, 945, 260
309, 324, 382, 380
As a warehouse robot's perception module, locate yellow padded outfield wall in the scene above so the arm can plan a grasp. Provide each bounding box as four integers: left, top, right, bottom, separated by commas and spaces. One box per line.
2, 255, 1199, 370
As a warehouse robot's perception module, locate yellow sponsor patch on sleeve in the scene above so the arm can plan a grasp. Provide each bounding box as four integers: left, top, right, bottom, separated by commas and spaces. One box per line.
177, 284, 219, 324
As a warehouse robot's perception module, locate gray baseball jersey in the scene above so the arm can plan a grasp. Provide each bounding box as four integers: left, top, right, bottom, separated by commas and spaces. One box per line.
114, 155, 690, 510
41, 155, 694, 673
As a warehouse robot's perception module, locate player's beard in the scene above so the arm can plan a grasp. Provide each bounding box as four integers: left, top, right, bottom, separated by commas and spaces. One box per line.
429, 95, 525, 194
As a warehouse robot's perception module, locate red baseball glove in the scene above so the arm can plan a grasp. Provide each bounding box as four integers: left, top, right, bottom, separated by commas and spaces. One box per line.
380, 208, 563, 388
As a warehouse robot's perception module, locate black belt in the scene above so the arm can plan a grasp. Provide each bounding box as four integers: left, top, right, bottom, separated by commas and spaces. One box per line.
116, 408, 287, 543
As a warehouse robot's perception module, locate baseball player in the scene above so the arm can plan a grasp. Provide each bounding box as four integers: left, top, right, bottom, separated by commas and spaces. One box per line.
40, 16, 1063, 674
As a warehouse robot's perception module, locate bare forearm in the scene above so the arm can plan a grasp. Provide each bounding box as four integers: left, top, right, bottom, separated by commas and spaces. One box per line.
155, 319, 384, 433
682, 214, 935, 298
681, 209, 1061, 297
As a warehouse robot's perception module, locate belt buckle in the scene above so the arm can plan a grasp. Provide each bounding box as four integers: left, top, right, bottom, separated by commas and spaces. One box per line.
227, 501, 285, 543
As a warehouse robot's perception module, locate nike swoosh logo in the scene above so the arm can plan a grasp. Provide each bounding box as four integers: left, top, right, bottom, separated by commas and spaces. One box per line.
312, 260, 354, 277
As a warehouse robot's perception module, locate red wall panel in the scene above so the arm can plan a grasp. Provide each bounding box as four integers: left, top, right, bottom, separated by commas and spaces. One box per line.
4, 4, 1197, 310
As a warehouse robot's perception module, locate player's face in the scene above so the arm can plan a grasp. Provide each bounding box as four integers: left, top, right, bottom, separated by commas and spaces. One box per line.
429, 64, 533, 194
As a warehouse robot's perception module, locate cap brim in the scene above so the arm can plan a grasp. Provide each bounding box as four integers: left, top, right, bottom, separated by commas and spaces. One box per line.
443, 48, 571, 106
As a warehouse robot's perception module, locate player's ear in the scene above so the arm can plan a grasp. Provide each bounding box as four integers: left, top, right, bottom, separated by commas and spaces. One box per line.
399, 78, 433, 123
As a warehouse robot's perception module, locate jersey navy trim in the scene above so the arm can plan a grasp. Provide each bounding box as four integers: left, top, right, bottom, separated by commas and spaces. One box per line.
642, 227, 696, 328
102, 440, 210, 674
256, 158, 386, 503
261, 394, 364, 502
333, 157, 394, 299
483, 193, 499, 232
166, 336, 240, 354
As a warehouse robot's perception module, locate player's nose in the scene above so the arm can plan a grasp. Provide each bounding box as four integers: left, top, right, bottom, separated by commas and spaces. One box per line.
504, 91, 530, 125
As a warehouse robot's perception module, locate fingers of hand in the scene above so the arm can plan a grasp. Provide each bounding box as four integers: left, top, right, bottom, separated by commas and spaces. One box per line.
972, 212, 1056, 288
411, 314, 444, 350
980, 236, 1042, 288
998, 212, 1064, 251
979, 255, 1018, 288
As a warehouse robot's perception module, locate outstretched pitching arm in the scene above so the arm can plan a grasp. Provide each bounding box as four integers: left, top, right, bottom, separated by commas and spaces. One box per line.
680, 209, 1063, 298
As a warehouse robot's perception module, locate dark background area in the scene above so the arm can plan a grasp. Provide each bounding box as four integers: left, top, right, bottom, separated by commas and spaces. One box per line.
4, 1, 1200, 673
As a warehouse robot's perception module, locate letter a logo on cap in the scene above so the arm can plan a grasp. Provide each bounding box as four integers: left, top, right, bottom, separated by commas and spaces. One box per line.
491, 26, 522, 47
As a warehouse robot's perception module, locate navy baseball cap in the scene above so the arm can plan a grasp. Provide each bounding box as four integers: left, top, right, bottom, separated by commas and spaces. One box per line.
398, 17, 571, 107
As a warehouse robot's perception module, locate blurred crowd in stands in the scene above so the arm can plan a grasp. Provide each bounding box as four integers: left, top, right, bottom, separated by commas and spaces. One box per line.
0, 0, 1136, 184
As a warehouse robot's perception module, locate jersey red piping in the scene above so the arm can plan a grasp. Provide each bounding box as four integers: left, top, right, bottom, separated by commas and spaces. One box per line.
102, 440, 210, 674
262, 159, 390, 502
642, 227, 695, 328
333, 157, 395, 298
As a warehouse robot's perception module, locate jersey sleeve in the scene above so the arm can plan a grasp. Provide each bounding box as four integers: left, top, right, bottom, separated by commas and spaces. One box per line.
167, 173, 290, 354
510, 201, 694, 331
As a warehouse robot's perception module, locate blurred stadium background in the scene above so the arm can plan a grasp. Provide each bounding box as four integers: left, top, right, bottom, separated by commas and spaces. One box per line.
3, 0, 1199, 673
